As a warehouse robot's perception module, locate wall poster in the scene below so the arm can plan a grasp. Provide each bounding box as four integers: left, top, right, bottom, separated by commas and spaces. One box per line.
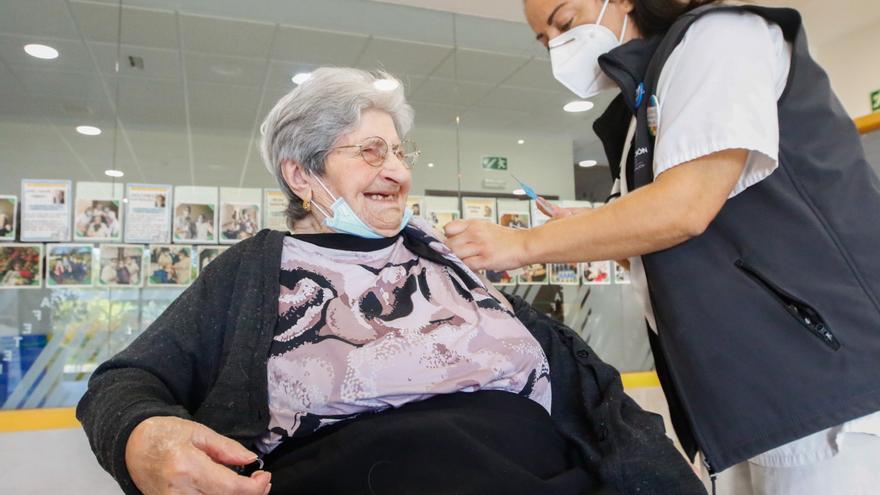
125, 184, 172, 244
98, 244, 145, 287
46, 244, 94, 288
263, 189, 288, 232
20, 179, 71, 242
173, 186, 217, 244
0, 195, 17, 241
219, 187, 262, 244
74, 182, 124, 243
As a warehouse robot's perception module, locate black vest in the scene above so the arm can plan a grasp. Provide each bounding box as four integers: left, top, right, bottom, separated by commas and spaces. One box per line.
594, 5, 880, 473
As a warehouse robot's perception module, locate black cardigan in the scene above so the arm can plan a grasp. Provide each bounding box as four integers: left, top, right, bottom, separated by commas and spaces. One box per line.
76, 229, 705, 495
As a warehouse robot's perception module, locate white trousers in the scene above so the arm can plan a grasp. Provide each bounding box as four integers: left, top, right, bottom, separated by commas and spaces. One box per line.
701, 429, 880, 495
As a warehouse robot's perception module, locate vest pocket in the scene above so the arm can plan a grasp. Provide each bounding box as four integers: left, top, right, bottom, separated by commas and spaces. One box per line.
734, 259, 841, 351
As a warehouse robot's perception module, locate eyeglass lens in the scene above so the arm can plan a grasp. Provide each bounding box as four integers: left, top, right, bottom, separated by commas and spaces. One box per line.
359, 137, 418, 168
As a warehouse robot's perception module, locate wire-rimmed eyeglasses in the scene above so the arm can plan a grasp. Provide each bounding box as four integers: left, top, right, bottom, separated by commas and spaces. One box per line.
319, 136, 420, 169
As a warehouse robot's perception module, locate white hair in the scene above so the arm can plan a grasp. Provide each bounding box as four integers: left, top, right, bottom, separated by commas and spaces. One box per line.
259, 67, 414, 224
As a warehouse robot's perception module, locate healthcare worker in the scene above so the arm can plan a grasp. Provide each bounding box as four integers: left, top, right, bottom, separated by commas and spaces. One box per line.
445, 0, 880, 493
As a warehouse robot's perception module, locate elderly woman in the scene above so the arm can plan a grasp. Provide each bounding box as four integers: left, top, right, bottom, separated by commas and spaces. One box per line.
77, 68, 702, 495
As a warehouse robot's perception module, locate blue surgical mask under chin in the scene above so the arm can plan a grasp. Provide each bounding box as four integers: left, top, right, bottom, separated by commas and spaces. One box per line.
312, 176, 413, 239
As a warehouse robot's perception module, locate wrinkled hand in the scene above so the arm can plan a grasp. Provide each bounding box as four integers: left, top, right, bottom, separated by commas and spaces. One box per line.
444, 220, 529, 271
125, 416, 271, 495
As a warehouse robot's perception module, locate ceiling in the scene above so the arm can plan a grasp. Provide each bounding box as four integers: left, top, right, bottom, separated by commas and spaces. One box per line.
376, 0, 880, 49
371, 0, 525, 23
0, 0, 608, 191
1, 0, 877, 193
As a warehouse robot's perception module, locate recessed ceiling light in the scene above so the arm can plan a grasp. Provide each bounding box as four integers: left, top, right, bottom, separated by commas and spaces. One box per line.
291, 72, 312, 85
76, 125, 102, 136
24, 43, 59, 60
578, 160, 598, 168
374, 79, 400, 91
104, 169, 124, 178
563, 100, 594, 113
427, 162, 435, 168
513, 188, 526, 195
517, 139, 525, 145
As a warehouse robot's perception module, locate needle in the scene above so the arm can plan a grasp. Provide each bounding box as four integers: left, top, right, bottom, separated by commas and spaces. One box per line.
511, 174, 557, 216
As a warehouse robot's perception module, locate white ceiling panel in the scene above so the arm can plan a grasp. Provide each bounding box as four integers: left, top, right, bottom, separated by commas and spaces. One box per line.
59, 131, 116, 171
458, 106, 532, 131
185, 52, 268, 88
69, 1, 178, 50
0, 122, 95, 185
8, 66, 103, 100
271, 26, 369, 66
476, 85, 563, 115
5, 67, 116, 127
122, 129, 192, 183
502, 58, 563, 92
187, 82, 262, 132
355, 38, 453, 77
0, 0, 80, 40
409, 102, 462, 128
115, 78, 186, 129
368, 0, 524, 23
433, 48, 529, 86
263, 61, 318, 93
0, 63, 36, 119
409, 77, 492, 108
88, 42, 180, 81
452, 14, 544, 59
179, 14, 275, 58
190, 132, 252, 183
400, 75, 427, 97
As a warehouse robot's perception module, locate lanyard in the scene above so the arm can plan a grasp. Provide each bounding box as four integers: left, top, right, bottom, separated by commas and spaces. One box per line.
617, 116, 638, 195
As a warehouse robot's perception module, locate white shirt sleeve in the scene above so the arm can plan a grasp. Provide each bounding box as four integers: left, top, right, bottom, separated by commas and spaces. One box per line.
652, 11, 792, 198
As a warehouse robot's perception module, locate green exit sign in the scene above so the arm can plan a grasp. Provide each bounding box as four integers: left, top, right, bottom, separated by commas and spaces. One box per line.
872, 90, 880, 112
482, 156, 508, 171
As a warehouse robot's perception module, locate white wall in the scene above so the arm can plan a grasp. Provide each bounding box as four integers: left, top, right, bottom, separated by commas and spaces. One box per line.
409, 126, 575, 198
815, 22, 880, 118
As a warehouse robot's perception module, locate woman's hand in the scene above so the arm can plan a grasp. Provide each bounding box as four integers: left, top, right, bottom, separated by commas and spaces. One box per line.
444, 220, 529, 271
125, 416, 272, 495
536, 200, 578, 219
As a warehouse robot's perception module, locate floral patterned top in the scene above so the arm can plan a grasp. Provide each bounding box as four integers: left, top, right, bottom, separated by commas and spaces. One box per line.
256, 220, 551, 453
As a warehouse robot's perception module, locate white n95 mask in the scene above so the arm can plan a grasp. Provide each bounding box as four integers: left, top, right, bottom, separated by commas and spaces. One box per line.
549, 0, 628, 99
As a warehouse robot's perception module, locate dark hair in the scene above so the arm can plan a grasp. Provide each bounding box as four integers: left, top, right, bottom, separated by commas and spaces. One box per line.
630, 0, 721, 37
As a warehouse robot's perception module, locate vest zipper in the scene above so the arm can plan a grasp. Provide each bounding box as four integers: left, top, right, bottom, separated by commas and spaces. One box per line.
734, 259, 840, 350
703, 457, 717, 495
650, 307, 722, 485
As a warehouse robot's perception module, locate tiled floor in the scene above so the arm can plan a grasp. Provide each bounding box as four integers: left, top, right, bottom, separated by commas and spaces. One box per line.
0, 428, 121, 494
1, 386, 691, 494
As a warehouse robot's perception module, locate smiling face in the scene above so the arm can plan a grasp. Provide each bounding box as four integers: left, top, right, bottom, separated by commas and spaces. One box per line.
310, 108, 412, 237
525, 0, 634, 49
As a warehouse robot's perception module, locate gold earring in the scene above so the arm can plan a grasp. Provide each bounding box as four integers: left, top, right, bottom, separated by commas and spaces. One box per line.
302, 198, 311, 212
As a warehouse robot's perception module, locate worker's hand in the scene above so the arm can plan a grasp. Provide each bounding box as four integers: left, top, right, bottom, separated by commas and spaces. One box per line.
444, 220, 529, 271
125, 416, 271, 495
536, 200, 574, 219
